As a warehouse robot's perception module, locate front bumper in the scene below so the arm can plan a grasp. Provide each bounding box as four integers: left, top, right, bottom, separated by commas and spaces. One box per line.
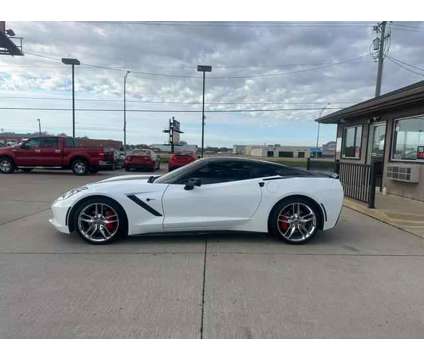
49, 200, 71, 234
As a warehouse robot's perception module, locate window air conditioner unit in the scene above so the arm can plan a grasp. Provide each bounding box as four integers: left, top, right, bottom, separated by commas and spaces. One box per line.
386, 165, 419, 183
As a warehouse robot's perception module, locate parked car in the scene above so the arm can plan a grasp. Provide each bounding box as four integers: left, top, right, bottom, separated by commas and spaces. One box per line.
49, 157, 344, 245
0, 136, 114, 175
124, 149, 160, 172
168, 151, 197, 171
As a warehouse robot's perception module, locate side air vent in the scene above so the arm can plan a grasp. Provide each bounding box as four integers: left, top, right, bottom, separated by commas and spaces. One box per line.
386, 165, 419, 183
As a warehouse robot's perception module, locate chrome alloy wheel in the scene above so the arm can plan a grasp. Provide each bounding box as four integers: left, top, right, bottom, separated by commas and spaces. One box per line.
277, 202, 317, 242
0, 158, 12, 173
73, 161, 87, 175
77, 203, 119, 242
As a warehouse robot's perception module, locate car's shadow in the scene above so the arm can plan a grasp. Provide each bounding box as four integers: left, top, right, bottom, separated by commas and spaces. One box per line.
64, 228, 340, 247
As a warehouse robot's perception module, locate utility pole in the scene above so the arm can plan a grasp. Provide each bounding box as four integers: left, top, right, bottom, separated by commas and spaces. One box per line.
315, 103, 330, 158
61, 58, 80, 139
123, 70, 130, 152
373, 21, 390, 97
197, 65, 212, 157
37, 118, 41, 135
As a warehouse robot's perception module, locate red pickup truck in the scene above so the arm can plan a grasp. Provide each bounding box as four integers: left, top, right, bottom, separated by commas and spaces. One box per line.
0, 136, 114, 175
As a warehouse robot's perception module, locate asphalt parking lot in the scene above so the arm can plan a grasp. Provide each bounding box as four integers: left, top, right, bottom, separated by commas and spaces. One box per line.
1, 168, 424, 338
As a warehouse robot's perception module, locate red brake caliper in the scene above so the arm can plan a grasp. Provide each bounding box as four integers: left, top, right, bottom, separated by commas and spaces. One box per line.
104, 210, 116, 232
278, 214, 289, 231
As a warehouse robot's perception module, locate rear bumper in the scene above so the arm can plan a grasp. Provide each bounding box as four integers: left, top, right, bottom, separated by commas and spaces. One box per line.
98, 160, 114, 169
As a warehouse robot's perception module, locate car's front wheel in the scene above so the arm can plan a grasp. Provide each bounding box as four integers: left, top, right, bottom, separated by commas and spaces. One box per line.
269, 197, 319, 244
73, 197, 126, 244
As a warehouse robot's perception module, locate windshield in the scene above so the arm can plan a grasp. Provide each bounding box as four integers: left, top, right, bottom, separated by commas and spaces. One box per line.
154, 159, 202, 184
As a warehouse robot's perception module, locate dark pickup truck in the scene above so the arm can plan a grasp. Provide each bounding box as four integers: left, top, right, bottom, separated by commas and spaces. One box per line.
0, 136, 114, 175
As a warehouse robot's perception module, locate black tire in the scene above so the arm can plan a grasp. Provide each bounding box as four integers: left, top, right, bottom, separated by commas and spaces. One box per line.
71, 158, 89, 176
0, 157, 15, 174
268, 197, 321, 244
22, 168, 33, 173
72, 196, 127, 245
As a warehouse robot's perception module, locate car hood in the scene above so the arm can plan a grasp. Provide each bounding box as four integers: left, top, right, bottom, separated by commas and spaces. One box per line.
96, 174, 153, 183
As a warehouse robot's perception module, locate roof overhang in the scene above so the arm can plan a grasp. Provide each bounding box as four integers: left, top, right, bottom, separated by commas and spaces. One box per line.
315, 80, 424, 124
0, 31, 23, 56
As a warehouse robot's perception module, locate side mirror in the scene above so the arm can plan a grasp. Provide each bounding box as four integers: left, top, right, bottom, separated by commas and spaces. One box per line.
20, 143, 29, 149
184, 177, 202, 190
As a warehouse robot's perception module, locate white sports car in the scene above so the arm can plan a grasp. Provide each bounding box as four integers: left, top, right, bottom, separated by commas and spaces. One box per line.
50, 157, 343, 244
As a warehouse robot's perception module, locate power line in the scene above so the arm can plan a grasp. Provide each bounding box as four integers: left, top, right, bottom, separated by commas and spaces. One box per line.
25, 51, 369, 80
0, 95, 356, 105
122, 21, 374, 29
388, 56, 424, 72
387, 57, 424, 77
0, 106, 342, 113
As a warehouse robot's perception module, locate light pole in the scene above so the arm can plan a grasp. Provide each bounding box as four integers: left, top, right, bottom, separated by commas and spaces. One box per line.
61, 58, 80, 139
197, 65, 212, 157
37, 118, 41, 135
315, 103, 330, 158
123, 70, 130, 152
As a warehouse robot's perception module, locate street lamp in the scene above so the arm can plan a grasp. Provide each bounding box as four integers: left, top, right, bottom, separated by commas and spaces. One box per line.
315, 103, 330, 158
61, 58, 80, 139
36, 118, 41, 135
197, 65, 212, 157
123, 70, 131, 152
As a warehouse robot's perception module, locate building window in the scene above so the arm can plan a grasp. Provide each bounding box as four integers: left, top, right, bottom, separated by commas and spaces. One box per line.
342, 125, 362, 159
392, 115, 424, 162
297, 152, 305, 158
267, 151, 274, 157
278, 151, 293, 158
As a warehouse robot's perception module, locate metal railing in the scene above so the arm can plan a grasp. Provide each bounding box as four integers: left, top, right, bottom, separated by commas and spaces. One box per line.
336, 161, 380, 208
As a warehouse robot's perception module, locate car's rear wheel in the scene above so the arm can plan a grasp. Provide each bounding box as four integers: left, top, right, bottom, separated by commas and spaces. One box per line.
269, 198, 319, 244
71, 159, 88, 175
0, 157, 15, 174
74, 198, 126, 244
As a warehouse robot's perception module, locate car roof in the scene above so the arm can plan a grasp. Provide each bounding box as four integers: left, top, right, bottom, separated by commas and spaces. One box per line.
199, 156, 289, 167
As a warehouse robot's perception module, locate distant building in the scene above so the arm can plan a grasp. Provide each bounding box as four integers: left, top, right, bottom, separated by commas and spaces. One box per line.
321, 141, 337, 157
233, 144, 312, 159
0, 132, 39, 146
78, 138, 123, 151
150, 143, 198, 153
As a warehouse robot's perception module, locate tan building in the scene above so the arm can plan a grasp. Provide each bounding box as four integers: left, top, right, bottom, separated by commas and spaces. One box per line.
233, 144, 311, 158
317, 80, 424, 202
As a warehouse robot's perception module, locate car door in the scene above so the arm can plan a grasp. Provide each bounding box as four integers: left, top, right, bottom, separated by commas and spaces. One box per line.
162, 160, 263, 231
38, 137, 62, 166
12, 137, 41, 166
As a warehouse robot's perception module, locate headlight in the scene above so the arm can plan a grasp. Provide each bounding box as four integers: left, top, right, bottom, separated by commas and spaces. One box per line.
58, 186, 88, 200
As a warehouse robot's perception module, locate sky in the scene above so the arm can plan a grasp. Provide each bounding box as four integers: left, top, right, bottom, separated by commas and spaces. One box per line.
1, 21, 424, 147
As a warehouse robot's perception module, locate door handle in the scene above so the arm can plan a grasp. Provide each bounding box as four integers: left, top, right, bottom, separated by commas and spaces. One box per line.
35, 149, 41, 153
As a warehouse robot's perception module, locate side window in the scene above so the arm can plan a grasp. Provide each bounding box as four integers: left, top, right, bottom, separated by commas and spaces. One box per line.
39, 137, 58, 148
64, 138, 79, 147
179, 161, 255, 185
25, 138, 41, 148
251, 163, 309, 178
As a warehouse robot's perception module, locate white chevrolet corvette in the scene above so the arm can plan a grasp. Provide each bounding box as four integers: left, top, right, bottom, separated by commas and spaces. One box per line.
50, 157, 343, 244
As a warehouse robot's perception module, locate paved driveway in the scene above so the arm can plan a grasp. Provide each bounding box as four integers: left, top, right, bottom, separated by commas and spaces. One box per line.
1, 170, 424, 338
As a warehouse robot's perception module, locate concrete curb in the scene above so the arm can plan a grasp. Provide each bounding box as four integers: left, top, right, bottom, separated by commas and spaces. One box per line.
343, 198, 424, 240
